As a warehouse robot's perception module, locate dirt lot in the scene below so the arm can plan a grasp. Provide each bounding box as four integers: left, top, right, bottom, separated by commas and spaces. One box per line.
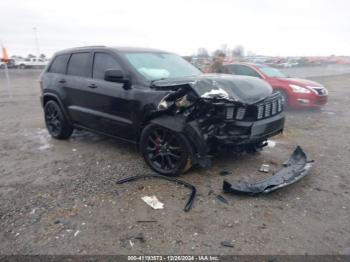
0, 69, 349, 255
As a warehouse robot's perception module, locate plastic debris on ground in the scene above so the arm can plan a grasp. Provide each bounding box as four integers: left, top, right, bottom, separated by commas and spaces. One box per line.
259, 164, 270, 173
267, 140, 276, 148
223, 146, 314, 195
116, 174, 196, 212
141, 195, 164, 209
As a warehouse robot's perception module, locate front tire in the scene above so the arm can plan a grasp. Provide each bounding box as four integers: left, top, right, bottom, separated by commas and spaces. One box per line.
44, 101, 73, 139
140, 124, 193, 176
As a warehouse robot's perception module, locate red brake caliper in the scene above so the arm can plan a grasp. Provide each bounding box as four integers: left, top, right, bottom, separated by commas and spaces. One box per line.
155, 137, 161, 154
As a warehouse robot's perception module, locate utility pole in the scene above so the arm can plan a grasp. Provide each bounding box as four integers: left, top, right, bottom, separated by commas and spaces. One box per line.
33, 27, 40, 58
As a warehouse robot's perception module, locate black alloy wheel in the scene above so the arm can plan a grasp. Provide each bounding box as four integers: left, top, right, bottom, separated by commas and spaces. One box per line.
141, 125, 193, 176
44, 101, 73, 139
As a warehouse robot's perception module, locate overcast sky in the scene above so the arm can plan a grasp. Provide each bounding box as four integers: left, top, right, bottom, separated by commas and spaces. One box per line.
0, 0, 349, 57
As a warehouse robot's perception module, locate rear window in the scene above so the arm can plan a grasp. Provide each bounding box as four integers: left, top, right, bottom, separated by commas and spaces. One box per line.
49, 54, 70, 74
259, 66, 288, 78
67, 52, 90, 77
229, 65, 261, 78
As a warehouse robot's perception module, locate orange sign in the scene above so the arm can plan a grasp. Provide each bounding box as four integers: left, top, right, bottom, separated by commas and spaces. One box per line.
1, 47, 9, 62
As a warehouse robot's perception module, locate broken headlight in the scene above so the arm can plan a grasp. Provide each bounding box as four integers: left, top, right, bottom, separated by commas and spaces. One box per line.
157, 94, 194, 111
175, 95, 193, 108
157, 94, 172, 111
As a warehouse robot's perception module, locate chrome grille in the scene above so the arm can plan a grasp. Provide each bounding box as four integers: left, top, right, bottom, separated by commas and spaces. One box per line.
257, 105, 264, 119
264, 103, 271, 117
271, 100, 277, 115
257, 97, 283, 120
236, 107, 246, 120
226, 107, 234, 119
277, 98, 282, 112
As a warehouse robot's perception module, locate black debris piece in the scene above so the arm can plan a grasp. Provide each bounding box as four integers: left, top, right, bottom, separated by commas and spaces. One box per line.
223, 146, 314, 195
221, 240, 234, 248
220, 170, 232, 176
134, 233, 145, 242
136, 220, 157, 223
216, 195, 229, 204
116, 174, 196, 212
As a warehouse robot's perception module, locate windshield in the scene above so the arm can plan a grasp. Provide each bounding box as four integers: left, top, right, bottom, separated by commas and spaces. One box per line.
125, 52, 202, 81
259, 66, 288, 78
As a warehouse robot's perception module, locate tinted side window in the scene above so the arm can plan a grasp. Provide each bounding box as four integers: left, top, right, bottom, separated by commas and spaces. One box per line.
49, 54, 70, 74
67, 52, 90, 77
93, 53, 121, 80
232, 65, 261, 78
224, 64, 235, 74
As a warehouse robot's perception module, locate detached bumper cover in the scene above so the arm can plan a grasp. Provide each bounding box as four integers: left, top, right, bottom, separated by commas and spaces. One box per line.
223, 146, 313, 195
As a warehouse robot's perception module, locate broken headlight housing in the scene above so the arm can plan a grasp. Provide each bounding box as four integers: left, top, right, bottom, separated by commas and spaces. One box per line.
157, 94, 194, 111
157, 94, 172, 111
175, 95, 193, 108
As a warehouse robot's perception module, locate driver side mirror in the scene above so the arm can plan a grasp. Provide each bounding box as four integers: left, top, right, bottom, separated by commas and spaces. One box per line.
104, 69, 131, 88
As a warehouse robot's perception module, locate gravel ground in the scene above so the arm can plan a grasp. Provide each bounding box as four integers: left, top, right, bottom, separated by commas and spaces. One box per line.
0, 69, 349, 255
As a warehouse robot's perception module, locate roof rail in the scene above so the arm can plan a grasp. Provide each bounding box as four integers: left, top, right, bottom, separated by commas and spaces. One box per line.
73, 45, 106, 48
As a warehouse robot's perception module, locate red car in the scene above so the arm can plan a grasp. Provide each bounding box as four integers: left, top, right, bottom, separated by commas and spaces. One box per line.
224, 63, 328, 108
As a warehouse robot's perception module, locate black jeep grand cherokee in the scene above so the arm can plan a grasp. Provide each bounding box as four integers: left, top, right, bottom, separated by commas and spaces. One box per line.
40, 46, 285, 176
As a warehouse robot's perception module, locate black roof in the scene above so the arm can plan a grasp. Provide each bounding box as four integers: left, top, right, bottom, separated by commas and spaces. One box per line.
112, 46, 169, 53
54, 46, 169, 55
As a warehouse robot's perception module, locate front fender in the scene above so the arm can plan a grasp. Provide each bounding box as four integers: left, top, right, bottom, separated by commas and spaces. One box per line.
42, 92, 73, 125
149, 115, 211, 167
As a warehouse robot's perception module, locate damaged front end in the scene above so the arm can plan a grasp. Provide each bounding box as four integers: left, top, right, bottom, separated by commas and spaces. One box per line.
150, 74, 285, 167
223, 146, 314, 195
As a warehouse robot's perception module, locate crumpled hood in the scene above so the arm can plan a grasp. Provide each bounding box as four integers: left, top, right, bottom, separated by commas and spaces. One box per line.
276, 77, 322, 87
152, 74, 273, 104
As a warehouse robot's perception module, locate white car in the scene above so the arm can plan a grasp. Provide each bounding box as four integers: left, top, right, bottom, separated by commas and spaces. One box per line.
17, 58, 48, 69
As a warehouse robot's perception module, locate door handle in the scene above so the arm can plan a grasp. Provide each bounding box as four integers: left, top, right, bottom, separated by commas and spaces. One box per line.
58, 79, 66, 83
88, 84, 98, 89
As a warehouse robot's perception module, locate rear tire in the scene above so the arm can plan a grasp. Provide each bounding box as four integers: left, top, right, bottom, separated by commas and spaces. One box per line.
140, 124, 193, 176
44, 100, 73, 139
